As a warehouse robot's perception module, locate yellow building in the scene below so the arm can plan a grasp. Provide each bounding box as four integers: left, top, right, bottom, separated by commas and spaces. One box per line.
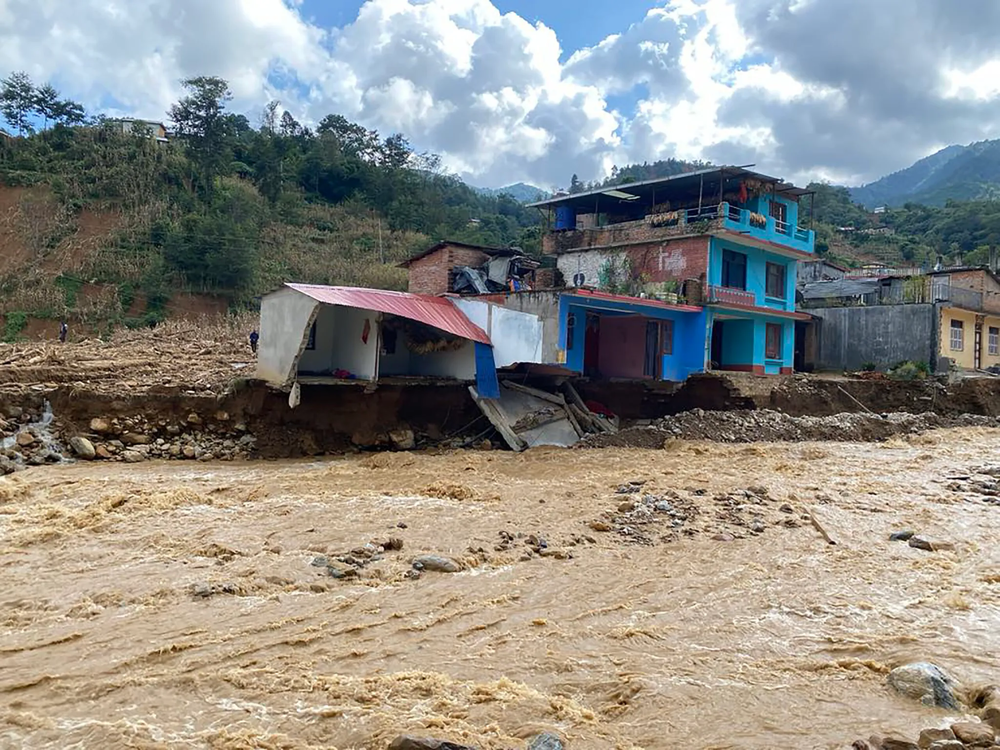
938, 306, 1000, 371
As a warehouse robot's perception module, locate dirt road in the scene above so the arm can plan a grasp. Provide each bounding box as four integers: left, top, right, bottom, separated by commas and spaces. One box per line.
2, 430, 999, 748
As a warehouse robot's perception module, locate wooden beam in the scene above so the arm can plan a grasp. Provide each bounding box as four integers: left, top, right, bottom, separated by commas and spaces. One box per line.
502, 380, 567, 405
469, 386, 526, 452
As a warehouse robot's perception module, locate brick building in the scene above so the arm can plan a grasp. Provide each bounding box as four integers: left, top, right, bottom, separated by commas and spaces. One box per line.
401, 241, 524, 296
530, 165, 816, 377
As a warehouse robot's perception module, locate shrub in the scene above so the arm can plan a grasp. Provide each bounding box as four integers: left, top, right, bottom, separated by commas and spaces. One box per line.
2, 311, 29, 342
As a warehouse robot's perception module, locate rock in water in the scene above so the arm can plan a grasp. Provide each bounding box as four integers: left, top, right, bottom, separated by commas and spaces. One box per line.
389, 428, 416, 450
918, 727, 955, 747
388, 737, 476, 750
69, 436, 96, 460
887, 662, 960, 709
889, 530, 915, 541
908, 536, 955, 552
950, 721, 995, 746
412, 555, 462, 573
528, 733, 565, 750
880, 739, 919, 750
16, 431, 36, 447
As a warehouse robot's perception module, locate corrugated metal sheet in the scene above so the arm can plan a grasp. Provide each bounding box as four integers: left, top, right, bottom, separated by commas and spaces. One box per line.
801, 278, 880, 300
285, 283, 491, 344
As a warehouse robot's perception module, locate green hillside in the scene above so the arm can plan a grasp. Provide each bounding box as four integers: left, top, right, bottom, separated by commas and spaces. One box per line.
0, 73, 541, 335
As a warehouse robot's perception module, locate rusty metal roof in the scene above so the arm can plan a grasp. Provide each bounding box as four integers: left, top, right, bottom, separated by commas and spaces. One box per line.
284, 283, 491, 344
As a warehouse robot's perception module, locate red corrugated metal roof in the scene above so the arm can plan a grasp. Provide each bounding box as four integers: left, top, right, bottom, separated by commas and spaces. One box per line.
284, 283, 491, 344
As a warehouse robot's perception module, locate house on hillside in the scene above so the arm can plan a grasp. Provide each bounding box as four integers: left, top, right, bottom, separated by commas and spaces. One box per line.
527, 166, 815, 378
109, 118, 169, 143
256, 283, 544, 399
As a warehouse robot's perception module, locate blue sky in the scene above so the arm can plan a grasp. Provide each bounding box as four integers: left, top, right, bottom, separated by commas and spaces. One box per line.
308, 0, 657, 59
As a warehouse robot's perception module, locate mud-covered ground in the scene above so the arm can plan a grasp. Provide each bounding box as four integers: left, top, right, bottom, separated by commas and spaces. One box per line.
3, 430, 1000, 749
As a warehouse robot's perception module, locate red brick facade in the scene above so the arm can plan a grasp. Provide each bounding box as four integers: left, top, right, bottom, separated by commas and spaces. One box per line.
406, 245, 492, 295
625, 237, 710, 287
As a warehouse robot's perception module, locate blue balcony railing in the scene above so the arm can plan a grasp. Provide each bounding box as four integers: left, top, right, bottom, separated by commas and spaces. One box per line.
719, 202, 814, 253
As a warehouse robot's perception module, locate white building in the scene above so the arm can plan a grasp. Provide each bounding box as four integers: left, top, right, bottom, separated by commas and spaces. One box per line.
256, 283, 543, 397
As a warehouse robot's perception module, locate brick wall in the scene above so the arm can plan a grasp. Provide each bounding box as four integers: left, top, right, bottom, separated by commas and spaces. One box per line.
542, 217, 723, 255
407, 245, 492, 295
556, 236, 710, 292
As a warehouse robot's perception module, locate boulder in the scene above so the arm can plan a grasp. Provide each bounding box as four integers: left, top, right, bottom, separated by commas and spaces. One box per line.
182, 446, 196, 459
0, 455, 14, 475
16, 431, 36, 447
7, 406, 23, 419
89, 417, 112, 433
527, 733, 565, 750
881, 739, 919, 750
983, 706, 1000, 731
389, 428, 416, 451
214, 410, 229, 422
388, 737, 476, 750
887, 663, 960, 709
187, 413, 203, 425
917, 728, 955, 748
69, 436, 96, 460
908, 536, 955, 552
121, 450, 146, 463
889, 530, 915, 541
926, 742, 964, 750
121, 432, 150, 446
95, 445, 112, 460
950, 721, 994, 746
412, 555, 462, 573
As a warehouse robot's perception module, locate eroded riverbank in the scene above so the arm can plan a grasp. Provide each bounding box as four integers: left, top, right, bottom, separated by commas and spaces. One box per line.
2, 430, 1000, 749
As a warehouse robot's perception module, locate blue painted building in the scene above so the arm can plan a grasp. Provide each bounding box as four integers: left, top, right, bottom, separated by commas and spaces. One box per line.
531, 166, 815, 380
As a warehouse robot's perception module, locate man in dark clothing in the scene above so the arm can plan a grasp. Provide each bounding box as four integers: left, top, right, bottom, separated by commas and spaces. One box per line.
59, 321, 68, 343
249, 330, 259, 354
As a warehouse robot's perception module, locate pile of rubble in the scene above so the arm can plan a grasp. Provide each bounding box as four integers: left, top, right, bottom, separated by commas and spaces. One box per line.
0, 404, 256, 474
582, 409, 1000, 448
0, 314, 256, 399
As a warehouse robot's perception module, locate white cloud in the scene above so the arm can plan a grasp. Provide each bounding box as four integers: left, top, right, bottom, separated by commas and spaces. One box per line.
3, 0, 1000, 188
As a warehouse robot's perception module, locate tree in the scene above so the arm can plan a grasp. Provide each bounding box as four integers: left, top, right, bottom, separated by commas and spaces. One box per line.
1, 71, 37, 136
569, 173, 583, 194
168, 76, 234, 194
33, 84, 59, 129
279, 110, 302, 138
381, 133, 411, 169
53, 98, 86, 125
260, 100, 280, 134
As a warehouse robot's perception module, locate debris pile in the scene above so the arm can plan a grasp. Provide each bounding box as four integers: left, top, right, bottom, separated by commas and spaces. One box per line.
0, 314, 255, 399
582, 409, 1000, 448
1, 404, 256, 473
587, 480, 809, 545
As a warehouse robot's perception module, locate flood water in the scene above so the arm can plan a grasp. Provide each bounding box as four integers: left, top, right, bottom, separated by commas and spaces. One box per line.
2, 429, 999, 749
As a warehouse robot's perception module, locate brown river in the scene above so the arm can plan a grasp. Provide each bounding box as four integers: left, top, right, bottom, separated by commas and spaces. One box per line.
2, 429, 999, 749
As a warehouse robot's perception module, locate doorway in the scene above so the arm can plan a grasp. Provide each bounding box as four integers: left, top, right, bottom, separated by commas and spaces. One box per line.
710, 321, 724, 369
584, 313, 601, 376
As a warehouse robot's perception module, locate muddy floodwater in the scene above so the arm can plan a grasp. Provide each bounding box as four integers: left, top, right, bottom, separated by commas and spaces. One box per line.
2, 430, 1000, 749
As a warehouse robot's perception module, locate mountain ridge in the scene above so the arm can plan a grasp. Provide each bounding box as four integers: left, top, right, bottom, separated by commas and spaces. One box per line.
850, 140, 1000, 208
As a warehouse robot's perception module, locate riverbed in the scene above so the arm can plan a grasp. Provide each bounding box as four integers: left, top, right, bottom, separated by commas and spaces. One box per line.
2, 429, 999, 749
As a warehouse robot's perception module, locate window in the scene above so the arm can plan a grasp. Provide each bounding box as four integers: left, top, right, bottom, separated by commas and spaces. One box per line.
765, 323, 782, 360
766, 262, 786, 298
566, 313, 576, 351
990, 326, 999, 356
305, 321, 316, 350
721, 249, 747, 290
661, 319, 674, 356
950, 319, 964, 351
769, 200, 787, 224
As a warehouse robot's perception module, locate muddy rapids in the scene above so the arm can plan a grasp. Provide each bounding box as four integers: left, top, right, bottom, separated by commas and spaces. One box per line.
3, 430, 1000, 749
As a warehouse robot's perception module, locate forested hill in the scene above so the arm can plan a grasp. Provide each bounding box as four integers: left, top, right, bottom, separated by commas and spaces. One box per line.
850, 140, 1000, 208
0, 73, 542, 337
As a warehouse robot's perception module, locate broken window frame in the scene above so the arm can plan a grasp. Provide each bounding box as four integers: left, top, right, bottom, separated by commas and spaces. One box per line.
990, 326, 999, 356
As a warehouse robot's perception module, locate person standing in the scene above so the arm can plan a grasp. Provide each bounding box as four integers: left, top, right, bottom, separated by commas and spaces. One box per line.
249, 329, 259, 354
59, 321, 68, 343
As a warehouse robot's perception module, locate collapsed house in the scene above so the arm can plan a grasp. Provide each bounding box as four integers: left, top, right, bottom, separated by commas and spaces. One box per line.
256, 283, 616, 450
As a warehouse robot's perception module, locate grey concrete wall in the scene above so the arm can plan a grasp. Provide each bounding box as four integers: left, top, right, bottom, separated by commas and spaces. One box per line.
257, 288, 319, 385
812, 304, 937, 371
491, 291, 562, 363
